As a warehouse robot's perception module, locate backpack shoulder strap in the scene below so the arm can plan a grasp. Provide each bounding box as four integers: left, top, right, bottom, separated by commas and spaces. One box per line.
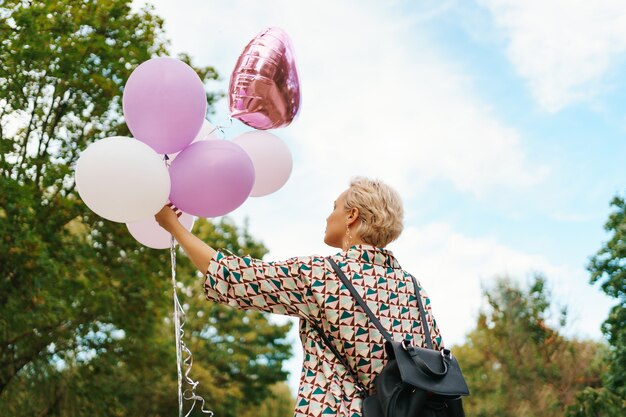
413, 275, 433, 349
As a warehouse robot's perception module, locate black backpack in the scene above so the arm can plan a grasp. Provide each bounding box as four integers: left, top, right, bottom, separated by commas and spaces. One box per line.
312, 258, 469, 417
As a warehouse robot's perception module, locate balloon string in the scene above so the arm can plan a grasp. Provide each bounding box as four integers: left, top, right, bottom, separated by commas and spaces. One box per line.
170, 237, 214, 417
208, 116, 233, 139
171, 237, 184, 417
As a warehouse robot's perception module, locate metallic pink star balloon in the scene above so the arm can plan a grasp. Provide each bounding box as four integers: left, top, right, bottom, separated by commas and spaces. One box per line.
228, 27, 301, 130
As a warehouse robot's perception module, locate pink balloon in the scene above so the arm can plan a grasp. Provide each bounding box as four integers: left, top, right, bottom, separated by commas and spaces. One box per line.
229, 27, 301, 130
232, 131, 293, 197
123, 57, 207, 154
169, 141, 255, 217
127, 213, 195, 250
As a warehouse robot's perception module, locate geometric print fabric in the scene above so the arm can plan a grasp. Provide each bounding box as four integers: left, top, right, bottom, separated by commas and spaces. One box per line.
204, 244, 443, 417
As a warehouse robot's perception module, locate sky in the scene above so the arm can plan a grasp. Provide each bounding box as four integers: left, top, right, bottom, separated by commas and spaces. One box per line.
135, 0, 626, 394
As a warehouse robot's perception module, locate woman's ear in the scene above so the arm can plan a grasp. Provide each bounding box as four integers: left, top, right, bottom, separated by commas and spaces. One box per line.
346, 207, 360, 226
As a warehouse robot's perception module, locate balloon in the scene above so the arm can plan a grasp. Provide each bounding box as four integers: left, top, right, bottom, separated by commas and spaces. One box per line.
228, 27, 301, 130
127, 212, 195, 249
75, 137, 170, 223
232, 131, 292, 197
168, 119, 220, 161
169, 140, 255, 217
123, 57, 207, 154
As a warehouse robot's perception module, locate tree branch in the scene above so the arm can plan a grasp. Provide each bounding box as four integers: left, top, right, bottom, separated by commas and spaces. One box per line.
35, 90, 72, 189
36, 382, 65, 417
15, 81, 45, 181
36, 81, 59, 160
0, 107, 7, 177
0, 322, 76, 396
47, 121, 87, 206
0, 320, 72, 349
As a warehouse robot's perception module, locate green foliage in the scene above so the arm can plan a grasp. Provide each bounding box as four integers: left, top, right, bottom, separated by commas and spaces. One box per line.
0, 1, 292, 416
241, 382, 296, 417
588, 196, 626, 393
569, 194, 626, 415
454, 276, 608, 417
566, 387, 625, 417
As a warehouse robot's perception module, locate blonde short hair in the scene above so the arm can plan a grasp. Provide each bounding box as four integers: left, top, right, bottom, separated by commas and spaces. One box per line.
344, 177, 404, 248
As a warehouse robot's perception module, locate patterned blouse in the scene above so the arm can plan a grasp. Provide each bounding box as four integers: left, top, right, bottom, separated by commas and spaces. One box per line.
204, 244, 443, 417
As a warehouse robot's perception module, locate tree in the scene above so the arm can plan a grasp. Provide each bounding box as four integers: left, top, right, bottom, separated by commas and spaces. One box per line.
588, 195, 626, 392
241, 382, 296, 417
567, 195, 626, 416
454, 275, 608, 417
0, 1, 291, 415
160, 219, 293, 417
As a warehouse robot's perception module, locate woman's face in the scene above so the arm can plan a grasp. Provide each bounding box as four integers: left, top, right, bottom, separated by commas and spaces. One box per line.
324, 190, 349, 248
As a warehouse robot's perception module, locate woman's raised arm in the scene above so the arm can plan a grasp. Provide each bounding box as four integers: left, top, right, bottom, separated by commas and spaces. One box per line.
155, 205, 216, 274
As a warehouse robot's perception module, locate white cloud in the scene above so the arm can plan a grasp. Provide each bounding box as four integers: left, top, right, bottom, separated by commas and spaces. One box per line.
133, 0, 612, 396
139, 0, 546, 198
479, 0, 626, 112
392, 222, 611, 346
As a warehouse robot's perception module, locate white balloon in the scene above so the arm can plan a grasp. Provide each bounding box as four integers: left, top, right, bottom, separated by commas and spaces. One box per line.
75, 136, 171, 223
232, 131, 293, 197
168, 119, 220, 160
127, 212, 195, 249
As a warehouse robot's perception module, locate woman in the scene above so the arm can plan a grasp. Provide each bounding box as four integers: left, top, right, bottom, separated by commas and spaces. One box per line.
155, 177, 443, 417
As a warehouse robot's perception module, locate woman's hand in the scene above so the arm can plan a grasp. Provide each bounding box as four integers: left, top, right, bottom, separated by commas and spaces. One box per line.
155, 203, 216, 274
155, 203, 182, 233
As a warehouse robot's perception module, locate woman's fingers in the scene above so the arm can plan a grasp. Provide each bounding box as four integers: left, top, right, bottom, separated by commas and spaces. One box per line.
166, 202, 183, 217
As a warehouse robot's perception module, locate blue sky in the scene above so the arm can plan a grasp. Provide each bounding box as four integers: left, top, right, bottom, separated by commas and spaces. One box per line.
135, 0, 626, 393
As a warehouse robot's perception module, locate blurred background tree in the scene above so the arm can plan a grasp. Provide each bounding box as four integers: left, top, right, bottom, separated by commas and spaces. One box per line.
241, 382, 296, 417
0, 1, 293, 416
454, 275, 609, 417
566, 195, 626, 416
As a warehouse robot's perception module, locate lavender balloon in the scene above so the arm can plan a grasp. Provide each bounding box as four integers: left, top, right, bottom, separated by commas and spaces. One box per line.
123, 57, 207, 154
169, 141, 255, 217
